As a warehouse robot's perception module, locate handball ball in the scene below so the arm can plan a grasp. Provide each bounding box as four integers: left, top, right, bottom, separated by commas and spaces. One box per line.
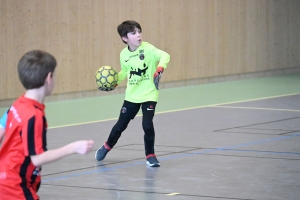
95, 66, 118, 90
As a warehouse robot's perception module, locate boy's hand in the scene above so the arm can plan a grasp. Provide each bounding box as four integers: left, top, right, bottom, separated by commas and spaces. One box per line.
74, 140, 94, 155
153, 67, 164, 90
98, 84, 118, 92
30, 140, 95, 166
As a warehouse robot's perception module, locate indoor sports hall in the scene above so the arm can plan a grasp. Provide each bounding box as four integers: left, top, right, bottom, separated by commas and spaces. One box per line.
0, 1, 300, 200
1, 74, 299, 200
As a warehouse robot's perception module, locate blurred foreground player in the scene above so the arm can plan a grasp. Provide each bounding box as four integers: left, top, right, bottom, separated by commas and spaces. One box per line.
0, 50, 94, 199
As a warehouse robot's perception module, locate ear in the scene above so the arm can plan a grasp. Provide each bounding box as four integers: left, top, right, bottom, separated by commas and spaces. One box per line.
121, 36, 128, 43
45, 72, 52, 84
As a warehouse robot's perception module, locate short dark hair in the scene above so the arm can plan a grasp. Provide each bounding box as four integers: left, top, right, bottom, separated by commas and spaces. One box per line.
117, 20, 142, 44
17, 50, 57, 89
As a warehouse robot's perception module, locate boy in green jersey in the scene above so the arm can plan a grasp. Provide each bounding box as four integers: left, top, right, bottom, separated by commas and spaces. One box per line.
95, 20, 170, 167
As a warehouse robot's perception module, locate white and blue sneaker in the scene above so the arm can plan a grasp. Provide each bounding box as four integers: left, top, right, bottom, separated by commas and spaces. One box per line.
146, 154, 160, 167
95, 142, 111, 161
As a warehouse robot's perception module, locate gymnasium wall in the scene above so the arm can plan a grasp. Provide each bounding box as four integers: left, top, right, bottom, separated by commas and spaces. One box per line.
0, 0, 299, 103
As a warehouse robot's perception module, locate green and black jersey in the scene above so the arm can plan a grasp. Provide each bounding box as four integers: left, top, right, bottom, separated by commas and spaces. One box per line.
118, 42, 170, 103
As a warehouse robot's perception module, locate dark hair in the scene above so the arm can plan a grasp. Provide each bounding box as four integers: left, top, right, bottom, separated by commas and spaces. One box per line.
17, 50, 57, 89
117, 20, 142, 44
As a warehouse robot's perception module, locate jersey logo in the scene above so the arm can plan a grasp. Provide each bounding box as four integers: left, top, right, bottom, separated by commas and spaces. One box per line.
125, 54, 139, 62
139, 53, 145, 60
10, 106, 21, 123
33, 167, 41, 176
129, 63, 148, 79
147, 105, 154, 110
0, 172, 6, 179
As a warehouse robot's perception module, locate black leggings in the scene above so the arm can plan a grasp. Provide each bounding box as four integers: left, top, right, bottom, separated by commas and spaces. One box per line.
106, 100, 157, 156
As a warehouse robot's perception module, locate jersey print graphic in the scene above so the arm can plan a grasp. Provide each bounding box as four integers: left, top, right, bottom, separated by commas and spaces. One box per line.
129, 63, 148, 79
129, 63, 150, 85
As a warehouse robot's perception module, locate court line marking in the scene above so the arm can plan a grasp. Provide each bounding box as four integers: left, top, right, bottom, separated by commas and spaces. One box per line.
48, 93, 299, 129
154, 93, 299, 114
222, 149, 300, 155
166, 193, 180, 196
40, 184, 251, 200
213, 105, 300, 112
42, 133, 300, 183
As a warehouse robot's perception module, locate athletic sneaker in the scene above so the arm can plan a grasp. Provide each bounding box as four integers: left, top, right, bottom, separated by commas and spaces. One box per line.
95, 142, 111, 161
146, 154, 160, 167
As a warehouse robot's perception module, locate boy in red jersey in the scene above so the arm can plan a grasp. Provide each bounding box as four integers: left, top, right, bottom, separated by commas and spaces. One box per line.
95, 20, 170, 167
0, 50, 94, 200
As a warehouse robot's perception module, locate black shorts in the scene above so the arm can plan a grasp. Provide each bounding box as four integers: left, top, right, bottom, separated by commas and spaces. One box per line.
120, 100, 157, 120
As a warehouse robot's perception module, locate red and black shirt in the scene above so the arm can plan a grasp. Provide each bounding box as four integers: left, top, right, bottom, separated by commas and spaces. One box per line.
0, 95, 47, 200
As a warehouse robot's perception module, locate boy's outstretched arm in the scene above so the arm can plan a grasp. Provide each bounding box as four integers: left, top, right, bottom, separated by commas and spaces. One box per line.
30, 140, 94, 166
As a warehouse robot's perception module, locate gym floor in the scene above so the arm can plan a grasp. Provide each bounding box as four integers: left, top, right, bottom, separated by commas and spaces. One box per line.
1, 74, 300, 200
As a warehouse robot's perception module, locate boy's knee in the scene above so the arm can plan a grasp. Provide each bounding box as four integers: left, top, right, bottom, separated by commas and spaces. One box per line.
114, 124, 126, 133
142, 122, 154, 132
114, 119, 130, 132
